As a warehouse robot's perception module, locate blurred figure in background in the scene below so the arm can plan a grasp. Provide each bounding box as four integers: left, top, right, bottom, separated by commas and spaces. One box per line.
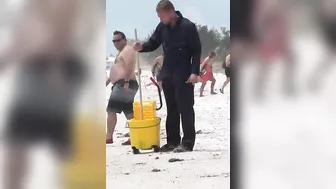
1, 0, 87, 189
199, 51, 217, 97
253, 0, 295, 99
308, 0, 336, 91
230, 0, 255, 66
151, 54, 164, 91
220, 53, 230, 94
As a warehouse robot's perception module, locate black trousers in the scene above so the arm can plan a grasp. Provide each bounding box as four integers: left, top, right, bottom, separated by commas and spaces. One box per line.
161, 76, 196, 150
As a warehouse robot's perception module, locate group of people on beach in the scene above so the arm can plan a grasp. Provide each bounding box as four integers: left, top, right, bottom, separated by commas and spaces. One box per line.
151, 51, 231, 97
106, 0, 231, 153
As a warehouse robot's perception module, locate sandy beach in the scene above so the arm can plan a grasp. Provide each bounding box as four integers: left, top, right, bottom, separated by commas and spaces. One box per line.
106, 71, 230, 189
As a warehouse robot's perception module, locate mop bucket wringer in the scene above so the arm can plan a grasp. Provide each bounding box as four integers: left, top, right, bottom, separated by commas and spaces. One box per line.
128, 77, 163, 154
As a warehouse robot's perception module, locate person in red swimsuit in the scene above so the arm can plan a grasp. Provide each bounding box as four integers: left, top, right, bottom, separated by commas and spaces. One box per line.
253, 0, 295, 98
199, 51, 217, 97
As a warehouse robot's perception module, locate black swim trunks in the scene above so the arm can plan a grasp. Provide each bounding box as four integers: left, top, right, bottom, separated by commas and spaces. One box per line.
321, 18, 336, 48
107, 79, 139, 116
6, 54, 86, 151
156, 70, 163, 82
225, 67, 231, 78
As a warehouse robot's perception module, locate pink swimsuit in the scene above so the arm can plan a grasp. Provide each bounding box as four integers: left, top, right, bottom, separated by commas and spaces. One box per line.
200, 63, 213, 82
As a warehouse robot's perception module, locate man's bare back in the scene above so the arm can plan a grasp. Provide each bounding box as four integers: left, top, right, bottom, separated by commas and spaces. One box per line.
109, 45, 136, 84
152, 55, 164, 76
155, 55, 164, 67
226, 54, 230, 67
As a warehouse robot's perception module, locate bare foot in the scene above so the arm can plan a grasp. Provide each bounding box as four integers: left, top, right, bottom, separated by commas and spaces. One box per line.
220, 89, 224, 94
199, 94, 204, 97
211, 92, 217, 95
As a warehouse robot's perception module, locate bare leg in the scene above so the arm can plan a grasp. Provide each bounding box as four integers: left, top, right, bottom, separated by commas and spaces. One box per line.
53, 143, 71, 188
199, 81, 206, 97
210, 78, 217, 94
283, 51, 296, 95
308, 52, 335, 92
121, 112, 135, 145
5, 144, 28, 189
220, 77, 230, 93
254, 61, 269, 100
106, 111, 117, 142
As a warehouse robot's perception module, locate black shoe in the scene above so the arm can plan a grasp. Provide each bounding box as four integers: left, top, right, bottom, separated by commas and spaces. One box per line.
160, 144, 179, 152
173, 145, 193, 153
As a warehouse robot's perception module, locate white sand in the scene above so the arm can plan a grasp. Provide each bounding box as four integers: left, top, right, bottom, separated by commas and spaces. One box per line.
106, 71, 230, 189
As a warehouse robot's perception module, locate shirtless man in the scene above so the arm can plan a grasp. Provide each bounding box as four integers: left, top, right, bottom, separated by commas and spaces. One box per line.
106, 30, 138, 145
1, 1, 86, 189
220, 53, 231, 93
151, 54, 164, 90
199, 51, 217, 97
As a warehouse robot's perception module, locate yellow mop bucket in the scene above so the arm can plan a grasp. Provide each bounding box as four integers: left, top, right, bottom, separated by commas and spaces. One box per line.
62, 115, 106, 189
128, 77, 163, 154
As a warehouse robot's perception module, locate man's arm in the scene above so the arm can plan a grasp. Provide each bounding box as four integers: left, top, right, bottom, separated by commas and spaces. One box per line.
200, 57, 209, 71
140, 23, 163, 53
186, 23, 202, 75
122, 48, 136, 81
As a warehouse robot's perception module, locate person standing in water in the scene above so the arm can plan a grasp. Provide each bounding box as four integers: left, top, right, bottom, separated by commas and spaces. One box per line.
199, 51, 217, 97
220, 53, 230, 93
106, 30, 139, 145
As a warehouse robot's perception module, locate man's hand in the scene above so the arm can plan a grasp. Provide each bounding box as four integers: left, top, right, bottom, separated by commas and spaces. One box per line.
133, 42, 143, 52
186, 74, 198, 85
124, 82, 129, 91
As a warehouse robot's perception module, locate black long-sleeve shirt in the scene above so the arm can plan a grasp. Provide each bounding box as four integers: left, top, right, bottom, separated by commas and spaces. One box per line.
140, 11, 202, 79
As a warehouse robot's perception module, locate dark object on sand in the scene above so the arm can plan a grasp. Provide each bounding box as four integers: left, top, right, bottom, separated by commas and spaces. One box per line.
168, 158, 185, 163
151, 168, 161, 172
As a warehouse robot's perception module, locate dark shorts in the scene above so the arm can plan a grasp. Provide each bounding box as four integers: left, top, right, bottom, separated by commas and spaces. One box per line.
8, 106, 73, 149
107, 79, 139, 116
225, 67, 231, 78
6, 55, 85, 151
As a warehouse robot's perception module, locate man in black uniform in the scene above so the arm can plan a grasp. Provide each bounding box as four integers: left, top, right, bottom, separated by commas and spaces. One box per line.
133, 0, 201, 153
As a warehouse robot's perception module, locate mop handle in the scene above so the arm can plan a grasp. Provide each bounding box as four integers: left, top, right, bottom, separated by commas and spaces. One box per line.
135, 29, 144, 120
